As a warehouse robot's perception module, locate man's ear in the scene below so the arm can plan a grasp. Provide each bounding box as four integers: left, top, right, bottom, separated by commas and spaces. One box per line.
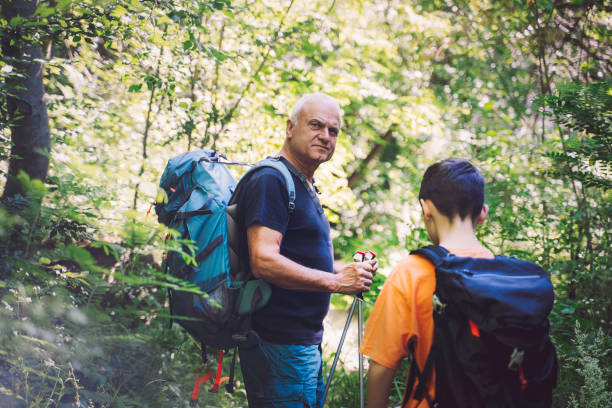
286, 119, 294, 139
475, 204, 488, 225
420, 199, 433, 221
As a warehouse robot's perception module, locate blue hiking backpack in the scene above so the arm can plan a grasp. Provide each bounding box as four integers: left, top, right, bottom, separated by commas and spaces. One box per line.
154, 150, 295, 399
403, 246, 558, 408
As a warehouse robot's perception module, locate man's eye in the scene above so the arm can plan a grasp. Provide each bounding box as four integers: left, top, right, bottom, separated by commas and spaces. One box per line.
310, 122, 323, 128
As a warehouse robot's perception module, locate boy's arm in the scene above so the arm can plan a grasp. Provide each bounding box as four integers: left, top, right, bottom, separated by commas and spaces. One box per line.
366, 360, 396, 408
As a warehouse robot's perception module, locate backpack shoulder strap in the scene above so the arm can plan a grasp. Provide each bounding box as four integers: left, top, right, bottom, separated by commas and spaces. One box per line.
253, 157, 296, 214
410, 245, 450, 266
402, 342, 436, 408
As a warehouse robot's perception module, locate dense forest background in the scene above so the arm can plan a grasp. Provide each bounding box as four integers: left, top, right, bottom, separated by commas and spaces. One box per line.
0, 0, 610, 407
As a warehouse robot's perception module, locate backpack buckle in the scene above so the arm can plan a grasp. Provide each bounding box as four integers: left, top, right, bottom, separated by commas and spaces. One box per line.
231, 333, 248, 342
507, 347, 525, 370
432, 294, 446, 314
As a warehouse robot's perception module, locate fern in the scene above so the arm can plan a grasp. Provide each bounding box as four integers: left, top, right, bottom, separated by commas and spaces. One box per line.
567, 321, 612, 408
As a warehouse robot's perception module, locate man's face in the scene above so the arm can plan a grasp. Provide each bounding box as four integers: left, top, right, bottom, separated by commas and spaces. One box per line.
286, 98, 341, 164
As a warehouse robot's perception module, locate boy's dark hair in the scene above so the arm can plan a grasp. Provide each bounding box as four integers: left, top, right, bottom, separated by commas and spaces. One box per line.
419, 158, 485, 221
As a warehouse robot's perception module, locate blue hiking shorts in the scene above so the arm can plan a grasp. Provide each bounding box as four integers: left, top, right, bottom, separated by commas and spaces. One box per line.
240, 339, 324, 408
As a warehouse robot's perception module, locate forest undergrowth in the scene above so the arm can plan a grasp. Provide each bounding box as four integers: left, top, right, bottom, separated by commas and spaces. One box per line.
1, 0, 611, 406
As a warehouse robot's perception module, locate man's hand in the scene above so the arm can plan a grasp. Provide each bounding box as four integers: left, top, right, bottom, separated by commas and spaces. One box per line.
333, 258, 377, 295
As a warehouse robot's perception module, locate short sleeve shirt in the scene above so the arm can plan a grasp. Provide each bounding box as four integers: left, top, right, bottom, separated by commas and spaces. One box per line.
360, 247, 494, 407
236, 159, 334, 345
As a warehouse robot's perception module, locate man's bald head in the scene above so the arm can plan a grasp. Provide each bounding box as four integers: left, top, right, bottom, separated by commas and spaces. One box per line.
290, 93, 343, 125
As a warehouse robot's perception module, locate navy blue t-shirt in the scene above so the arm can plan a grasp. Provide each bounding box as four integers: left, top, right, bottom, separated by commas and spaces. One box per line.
236, 159, 333, 345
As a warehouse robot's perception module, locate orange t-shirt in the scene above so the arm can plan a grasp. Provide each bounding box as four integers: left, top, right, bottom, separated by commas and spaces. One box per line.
360, 247, 494, 408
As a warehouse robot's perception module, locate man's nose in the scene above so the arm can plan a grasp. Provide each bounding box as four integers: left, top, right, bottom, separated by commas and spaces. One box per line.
318, 127, 330, 143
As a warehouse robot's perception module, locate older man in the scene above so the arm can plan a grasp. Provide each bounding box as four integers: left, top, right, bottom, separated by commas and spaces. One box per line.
235, 93, 377, 407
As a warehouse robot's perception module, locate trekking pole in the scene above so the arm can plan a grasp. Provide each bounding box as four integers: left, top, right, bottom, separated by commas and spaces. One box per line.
356, 250, 375, 408
321, 251, 375, 407
358, 288, 365, 408
322, 294, 358, 406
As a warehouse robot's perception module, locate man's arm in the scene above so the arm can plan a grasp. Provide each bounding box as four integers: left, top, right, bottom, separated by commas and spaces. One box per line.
366, 360, 396, 408
247, 223, 375, 294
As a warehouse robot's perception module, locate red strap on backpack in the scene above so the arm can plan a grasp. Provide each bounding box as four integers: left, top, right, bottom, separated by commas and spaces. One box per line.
210, 349, 227, 392
191, 362, 214, 403
519, 366, 528, 392
469, 320, 481, 338
191, 349, 230, 403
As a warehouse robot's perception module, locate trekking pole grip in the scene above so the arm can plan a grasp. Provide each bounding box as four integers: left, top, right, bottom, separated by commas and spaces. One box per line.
353, 250, 376, 299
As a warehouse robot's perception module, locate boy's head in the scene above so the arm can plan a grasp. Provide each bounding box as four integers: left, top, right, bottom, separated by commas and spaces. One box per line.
419, 158, 485, 224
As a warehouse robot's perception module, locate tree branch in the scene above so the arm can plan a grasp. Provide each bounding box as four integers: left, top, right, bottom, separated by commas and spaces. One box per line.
133, 45, 164, 210
347, 127, 396, 189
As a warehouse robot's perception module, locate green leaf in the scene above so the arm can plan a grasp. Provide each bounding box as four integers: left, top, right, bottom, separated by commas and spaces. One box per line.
484, 101, 495, 111
34, 5, 56, 18
64, 244, 96, 270
9, 16, 24, 27
209, 48, 228, 61
157, 15, 172, 26
111, 5, 128, 18
128, 83, 143, 93
57, 0, 72, 10
39, 257, 51, 265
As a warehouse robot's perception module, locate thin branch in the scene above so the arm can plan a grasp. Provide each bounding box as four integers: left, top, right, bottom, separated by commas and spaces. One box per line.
186, 62, 199, 151
215, 0, 296, 138
133, 45, 164, 210
209, 20, 226, 151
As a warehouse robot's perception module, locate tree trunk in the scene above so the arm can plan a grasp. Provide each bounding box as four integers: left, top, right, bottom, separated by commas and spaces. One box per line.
1, 0, 50, 199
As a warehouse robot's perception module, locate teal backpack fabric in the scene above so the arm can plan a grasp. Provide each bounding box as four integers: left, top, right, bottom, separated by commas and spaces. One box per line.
155, 150, 295, 366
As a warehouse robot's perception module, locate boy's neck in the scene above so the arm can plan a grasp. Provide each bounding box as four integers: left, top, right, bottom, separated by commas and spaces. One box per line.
435, 216, 483, 249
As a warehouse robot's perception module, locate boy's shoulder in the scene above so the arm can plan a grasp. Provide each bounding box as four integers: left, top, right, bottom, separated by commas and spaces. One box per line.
386, 254, 436, 291
386, 247, 495, 294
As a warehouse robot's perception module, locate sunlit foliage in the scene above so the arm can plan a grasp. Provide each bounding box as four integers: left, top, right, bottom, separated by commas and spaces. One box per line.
0, 0, 610, 406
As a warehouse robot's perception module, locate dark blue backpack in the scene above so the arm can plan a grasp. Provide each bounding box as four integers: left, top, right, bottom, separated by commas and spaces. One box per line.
154, 150, 295, 398
403, 246, 558, 408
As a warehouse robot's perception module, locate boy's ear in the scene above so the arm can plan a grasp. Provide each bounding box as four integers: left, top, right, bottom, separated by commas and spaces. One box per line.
420, 199, 433, 221
475, 204, 489, 225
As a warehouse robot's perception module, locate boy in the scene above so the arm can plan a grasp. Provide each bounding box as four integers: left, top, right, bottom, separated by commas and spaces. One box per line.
360, 158, 493, 407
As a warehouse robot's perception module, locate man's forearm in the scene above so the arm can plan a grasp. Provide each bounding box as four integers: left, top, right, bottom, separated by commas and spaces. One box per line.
252, 248, 340, 292
366, 361, 396, 408
248, 224, 373, 294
